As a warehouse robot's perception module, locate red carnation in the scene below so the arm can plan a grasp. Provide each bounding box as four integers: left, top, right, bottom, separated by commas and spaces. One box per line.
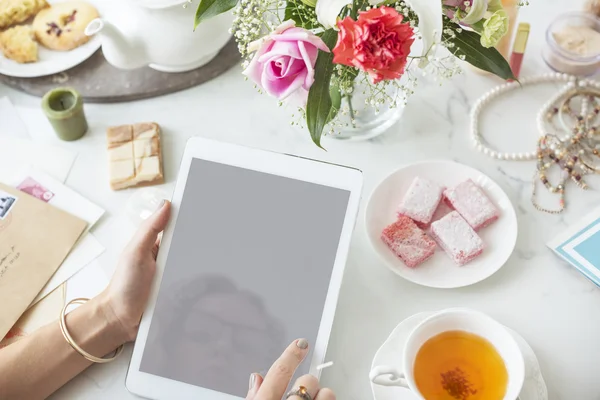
333, 7, 415, 84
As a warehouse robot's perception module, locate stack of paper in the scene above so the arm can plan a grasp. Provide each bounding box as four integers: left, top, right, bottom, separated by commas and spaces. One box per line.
9, 167, 106, 306
0, 183, 88, 339
0, 98, 110, 346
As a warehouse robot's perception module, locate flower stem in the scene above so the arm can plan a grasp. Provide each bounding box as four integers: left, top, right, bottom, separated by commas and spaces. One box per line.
346, 94, 356, 128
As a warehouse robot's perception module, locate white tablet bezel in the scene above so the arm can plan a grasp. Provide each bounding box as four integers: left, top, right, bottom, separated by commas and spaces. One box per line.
126, 137, 363, 400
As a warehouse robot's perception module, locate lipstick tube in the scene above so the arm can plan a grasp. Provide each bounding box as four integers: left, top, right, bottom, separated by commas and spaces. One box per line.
510, 23, 531, 79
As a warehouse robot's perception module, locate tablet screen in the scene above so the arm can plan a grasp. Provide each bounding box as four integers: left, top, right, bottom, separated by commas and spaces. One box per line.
139, 158, 351, 397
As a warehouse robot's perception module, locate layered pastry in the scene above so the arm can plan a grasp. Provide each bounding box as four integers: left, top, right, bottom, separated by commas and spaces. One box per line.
107, 122, 164, 191
0, 25, 38, 63
431, 211, 484, 266
397, 177, 444, 228
444, 179, 499, 230
0, 0, 48, 29
381, 215, 437, 268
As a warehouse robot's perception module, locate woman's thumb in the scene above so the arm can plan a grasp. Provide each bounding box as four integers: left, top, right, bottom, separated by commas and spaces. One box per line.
133, 200, 171, 251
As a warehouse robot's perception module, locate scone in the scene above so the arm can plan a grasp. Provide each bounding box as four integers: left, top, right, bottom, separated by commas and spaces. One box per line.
0, 0, 49, 29
0, 25, 37, 63
33, 1, 99, 51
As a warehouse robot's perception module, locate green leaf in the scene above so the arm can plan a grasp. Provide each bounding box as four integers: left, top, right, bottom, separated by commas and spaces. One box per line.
194, 0, 238, 29
443, 21, 516, 80
327, 84, 342, 123
306, 29, 338, 149
284, 0, 319, 29
284, 2, 299, 24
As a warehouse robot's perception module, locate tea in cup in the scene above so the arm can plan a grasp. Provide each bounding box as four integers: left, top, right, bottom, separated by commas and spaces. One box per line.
369, 309, 524, 400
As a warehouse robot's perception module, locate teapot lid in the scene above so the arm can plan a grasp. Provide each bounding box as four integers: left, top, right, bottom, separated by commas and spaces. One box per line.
129, 0, 189, 9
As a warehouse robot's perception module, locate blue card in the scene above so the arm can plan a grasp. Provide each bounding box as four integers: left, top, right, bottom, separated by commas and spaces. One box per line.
548, 208, 600, 287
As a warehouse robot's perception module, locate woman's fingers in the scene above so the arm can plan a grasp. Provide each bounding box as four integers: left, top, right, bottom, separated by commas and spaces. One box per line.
246, 373, 264, 400
255, 339, 310, 399
314, 388, 336, 400
287, 374, 320, 399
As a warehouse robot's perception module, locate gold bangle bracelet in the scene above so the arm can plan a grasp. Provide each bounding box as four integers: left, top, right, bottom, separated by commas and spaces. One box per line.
59, 297, 124, 364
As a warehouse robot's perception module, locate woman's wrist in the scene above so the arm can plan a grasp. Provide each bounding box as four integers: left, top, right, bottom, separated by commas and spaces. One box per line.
60, 293, 132, 361
96, 292, 136, 345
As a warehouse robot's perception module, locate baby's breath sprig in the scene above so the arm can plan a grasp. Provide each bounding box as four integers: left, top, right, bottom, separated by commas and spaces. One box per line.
285, 0, 319, 28
231, 0, 283, 57
331, 65, 359, 97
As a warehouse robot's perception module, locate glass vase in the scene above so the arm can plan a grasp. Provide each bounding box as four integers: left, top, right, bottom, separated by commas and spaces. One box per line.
324, 76, 406, 141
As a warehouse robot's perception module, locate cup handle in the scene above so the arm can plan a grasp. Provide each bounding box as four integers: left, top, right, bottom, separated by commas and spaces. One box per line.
369, 366, 409, 387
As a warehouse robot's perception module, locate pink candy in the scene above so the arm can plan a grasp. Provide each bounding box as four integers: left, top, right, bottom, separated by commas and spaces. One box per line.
383, 177, 497, 268
381, 216, 437, 268
397, 177, 444, 227
444, 179, 499, 230
431, 211, 484, 266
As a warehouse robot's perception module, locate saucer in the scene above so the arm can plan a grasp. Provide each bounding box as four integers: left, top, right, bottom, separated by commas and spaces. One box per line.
365, 160, 518, 289
370, 312, 548, 400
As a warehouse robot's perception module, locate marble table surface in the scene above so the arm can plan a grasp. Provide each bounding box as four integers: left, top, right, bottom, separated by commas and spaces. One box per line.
2, 0, 599, 398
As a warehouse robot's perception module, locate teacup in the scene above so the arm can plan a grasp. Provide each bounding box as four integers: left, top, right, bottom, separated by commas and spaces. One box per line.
369, 308, 525, 400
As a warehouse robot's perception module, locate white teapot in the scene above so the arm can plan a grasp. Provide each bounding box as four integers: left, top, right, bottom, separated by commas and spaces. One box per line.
85, 0, 233, 72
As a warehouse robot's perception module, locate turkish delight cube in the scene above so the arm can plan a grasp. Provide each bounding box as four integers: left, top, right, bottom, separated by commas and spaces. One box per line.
397, 177, 444, 227
444, 179, 499, 230
430, 211, 484, 266
381, 216, 437, 268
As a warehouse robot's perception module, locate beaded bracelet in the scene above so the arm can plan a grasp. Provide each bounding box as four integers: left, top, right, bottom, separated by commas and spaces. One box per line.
59, 298, 124, 364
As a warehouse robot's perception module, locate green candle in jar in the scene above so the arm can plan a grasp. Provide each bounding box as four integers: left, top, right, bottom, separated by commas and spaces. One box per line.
41, 87, 88, 141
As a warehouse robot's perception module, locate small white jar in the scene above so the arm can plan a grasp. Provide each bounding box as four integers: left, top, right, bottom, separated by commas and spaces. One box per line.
543, 12, 600, 76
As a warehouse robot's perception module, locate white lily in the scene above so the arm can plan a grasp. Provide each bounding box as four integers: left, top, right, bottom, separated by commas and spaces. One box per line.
403, 0, 443, 67
315, 0, 353, 30
460, 0, 488, 25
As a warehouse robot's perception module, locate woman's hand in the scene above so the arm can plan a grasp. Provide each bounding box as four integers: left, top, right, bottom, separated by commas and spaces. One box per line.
246, 339, 336, 400
100, 200, 171, 342
0, 200, 171, 400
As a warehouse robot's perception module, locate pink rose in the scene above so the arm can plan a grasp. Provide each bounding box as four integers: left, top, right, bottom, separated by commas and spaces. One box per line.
243, 21, 330, 104
333, 7, 414, 84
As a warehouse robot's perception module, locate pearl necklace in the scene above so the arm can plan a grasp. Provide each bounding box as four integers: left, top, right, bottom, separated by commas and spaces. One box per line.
469, 72, 600, 160
471, 73, 600, 213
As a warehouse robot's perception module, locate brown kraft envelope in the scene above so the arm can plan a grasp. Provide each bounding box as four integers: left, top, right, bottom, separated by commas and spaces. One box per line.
0, 183, 87, 339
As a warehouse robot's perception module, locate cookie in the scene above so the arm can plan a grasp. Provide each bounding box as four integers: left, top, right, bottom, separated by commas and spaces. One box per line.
0, 0, 49, 29
0, 25, 38, 63
32, 1, 99, 51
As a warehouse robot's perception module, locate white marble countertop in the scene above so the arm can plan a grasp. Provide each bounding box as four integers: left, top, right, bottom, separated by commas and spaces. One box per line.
2, 0, 600, 398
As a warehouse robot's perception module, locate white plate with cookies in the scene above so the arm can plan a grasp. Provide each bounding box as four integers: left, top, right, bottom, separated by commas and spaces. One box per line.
0, 0, 102, 77
365, 160, 518, 289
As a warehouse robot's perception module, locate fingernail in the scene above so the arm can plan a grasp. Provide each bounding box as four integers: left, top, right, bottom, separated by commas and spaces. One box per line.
297, 339, 309, 349
249, 373, 257, 390
155, 199, 166, 211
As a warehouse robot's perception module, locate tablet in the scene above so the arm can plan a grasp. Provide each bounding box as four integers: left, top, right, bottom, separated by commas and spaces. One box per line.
126, 138, 363, 399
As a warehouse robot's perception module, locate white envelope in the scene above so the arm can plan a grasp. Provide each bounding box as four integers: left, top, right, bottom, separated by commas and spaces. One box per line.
0, 97, 29, 139
0, 137, 76, 184
0, 97, 75, 183
10, 167, 104, 230
65, 259, 109, 302
31, 233, 105, 305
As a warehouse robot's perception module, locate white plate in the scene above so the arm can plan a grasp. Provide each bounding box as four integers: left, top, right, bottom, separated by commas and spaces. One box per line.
0, 0, 102, 78
365, 160, 518, 289
370, 311, 549, 400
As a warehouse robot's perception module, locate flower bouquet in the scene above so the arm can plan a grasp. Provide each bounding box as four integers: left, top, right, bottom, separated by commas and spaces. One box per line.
194, 0, 517, 147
